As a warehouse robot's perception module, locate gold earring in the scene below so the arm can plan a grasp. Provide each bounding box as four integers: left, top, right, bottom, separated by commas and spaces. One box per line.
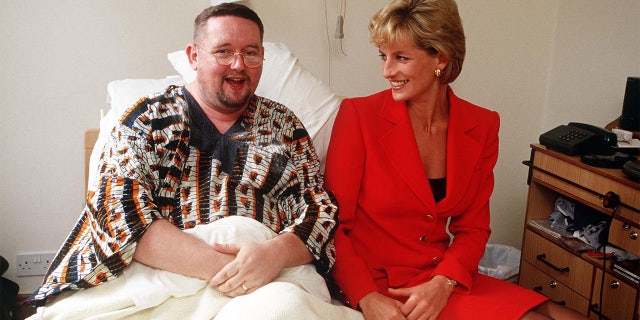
435, 68, 442, 77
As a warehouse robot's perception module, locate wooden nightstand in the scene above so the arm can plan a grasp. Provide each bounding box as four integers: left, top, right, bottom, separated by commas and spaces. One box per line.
519, 144, 639, 319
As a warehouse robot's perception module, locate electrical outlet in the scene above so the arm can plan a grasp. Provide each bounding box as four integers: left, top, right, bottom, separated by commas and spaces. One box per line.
16, 252, 56, 277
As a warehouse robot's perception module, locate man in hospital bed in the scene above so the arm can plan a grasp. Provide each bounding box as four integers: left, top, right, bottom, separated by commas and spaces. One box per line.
27, 3, 361, 319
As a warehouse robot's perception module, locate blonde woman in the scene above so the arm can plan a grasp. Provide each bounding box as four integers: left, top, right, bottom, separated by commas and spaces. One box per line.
325, 1, 588, 319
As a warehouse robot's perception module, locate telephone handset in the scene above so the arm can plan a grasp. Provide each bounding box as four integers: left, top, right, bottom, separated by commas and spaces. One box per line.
539, 122, 617, 155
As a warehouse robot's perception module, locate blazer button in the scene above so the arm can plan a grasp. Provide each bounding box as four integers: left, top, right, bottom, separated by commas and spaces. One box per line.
432, 256, 442, 264
424, 214, 434, 222
419, 235, 427, 242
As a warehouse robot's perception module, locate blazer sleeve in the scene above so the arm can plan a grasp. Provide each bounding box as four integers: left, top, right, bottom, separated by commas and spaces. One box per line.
324, 99, 378, 308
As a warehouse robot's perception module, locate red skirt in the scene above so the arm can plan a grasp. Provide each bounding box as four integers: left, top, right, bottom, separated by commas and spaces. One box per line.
437, 273, 548, 319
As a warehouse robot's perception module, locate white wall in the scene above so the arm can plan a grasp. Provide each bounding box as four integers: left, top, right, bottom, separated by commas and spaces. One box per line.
452, 0, 560, 247
545, 1, 640, 129
1, 0, 638, 294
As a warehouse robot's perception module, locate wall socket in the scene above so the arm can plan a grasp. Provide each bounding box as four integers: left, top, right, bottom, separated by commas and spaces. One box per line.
16, 252, 56, 277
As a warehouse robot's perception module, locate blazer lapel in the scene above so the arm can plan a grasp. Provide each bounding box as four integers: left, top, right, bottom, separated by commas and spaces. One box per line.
378, 93, 437, 212
441, 88, 483, 209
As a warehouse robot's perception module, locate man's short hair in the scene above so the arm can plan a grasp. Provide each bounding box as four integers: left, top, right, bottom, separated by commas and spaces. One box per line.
194, 3, 264, 44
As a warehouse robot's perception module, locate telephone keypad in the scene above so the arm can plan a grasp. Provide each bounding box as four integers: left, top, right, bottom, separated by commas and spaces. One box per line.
540, 125, 598, 155
559, 130, 588, 142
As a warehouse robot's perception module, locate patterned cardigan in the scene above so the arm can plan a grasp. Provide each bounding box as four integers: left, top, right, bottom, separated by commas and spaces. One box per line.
30, 86, 337, 304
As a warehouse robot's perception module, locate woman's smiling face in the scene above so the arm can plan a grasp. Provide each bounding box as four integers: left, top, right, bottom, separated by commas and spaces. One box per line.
379, 40, 443, 103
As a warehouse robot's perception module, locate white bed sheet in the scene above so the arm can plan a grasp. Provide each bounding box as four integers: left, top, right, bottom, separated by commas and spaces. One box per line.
29, 217, 363, 320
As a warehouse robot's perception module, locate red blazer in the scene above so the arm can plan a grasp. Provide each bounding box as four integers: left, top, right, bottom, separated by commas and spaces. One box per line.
324, 87, 500, 308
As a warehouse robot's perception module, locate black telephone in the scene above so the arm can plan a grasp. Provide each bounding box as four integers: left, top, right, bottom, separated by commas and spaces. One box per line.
539, 122, 617, 155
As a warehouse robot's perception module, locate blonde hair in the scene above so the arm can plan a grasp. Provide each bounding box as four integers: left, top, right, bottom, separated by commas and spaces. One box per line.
369, 0, 465, 83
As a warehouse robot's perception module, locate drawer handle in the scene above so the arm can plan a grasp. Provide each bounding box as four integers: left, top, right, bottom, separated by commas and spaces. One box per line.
623, 224, 638, 240
610, 280, 620, 289
536, 253, 570, 273
534, 282, 559, 290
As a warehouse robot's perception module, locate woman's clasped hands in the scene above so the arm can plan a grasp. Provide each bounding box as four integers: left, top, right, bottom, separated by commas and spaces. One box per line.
360, 275, 455, 320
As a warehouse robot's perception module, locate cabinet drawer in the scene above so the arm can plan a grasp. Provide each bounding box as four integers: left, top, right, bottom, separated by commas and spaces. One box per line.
532, 149, 640, 224
609, 218, 640, 257
589, 268, 638, 320
519, 261, 589, 315
522, 230, 594, 297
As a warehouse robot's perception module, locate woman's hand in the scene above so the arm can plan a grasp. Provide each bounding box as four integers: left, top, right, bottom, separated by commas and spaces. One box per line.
387, 275, 454, 320
359, 291, 406, 320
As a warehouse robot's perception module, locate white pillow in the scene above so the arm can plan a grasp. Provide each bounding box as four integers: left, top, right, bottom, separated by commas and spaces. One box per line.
106, 76, 186, 118
167, 50, 194, 83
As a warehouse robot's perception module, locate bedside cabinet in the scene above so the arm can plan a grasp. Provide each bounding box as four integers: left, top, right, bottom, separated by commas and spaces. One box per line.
519, 144, 639, 320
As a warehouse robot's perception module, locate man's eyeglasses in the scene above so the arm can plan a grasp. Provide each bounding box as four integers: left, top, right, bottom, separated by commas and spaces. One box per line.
199, 47, 264, 68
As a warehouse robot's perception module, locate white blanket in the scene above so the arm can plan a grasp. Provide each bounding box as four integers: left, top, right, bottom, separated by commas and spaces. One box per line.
29, 217, 363, 320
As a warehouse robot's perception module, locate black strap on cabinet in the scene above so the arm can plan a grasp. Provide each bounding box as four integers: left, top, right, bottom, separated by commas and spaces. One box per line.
596, 197, 618, 320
